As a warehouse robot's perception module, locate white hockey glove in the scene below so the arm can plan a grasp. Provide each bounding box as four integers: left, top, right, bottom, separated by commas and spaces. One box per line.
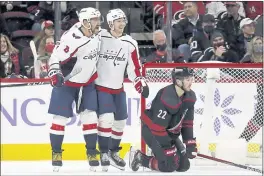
133, 77, 149, 98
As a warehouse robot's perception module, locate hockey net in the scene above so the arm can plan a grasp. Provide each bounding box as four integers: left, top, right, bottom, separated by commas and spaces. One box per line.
141, 62, 263, 166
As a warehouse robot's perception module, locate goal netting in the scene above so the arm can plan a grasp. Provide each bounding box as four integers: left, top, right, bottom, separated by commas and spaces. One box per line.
141, 62, 263, 166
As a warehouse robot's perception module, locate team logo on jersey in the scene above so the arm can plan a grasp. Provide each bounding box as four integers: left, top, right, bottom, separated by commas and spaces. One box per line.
99, 48, 126, 66
83, 49, 98, 60
167, 109, 188, 134
72, 33, 81, 39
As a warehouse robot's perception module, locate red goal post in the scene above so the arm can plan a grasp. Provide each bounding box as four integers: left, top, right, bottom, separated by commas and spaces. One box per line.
141, 62, 263, 166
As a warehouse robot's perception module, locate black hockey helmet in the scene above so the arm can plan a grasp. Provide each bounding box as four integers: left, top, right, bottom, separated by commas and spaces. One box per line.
171, 67, 193, 84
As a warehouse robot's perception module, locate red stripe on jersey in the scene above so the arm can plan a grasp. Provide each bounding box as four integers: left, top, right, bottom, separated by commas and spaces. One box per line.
51, 124, 65, 131
96, 85, 124, 94
64, 72, 98, 87
112, 130, 123, 136
182, 120, 193, 126
182, 125, 193, 128
83, 123, 97, 131
151, 130, 167, 136
141, 114, 167, 134
160, 88, 182, 109
98, 127, 112, 133
131, 49, 141, 77
183, 98, 196, 102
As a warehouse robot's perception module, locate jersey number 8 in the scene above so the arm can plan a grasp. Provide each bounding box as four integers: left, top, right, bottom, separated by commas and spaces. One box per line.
190, 41, 198, 50
157, 110, 167, 119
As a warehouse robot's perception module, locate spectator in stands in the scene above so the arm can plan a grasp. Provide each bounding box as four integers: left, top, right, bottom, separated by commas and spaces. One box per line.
34, 35, 55, 78
171, 2, 203, 61
190, 14, 218, 62
190, 29, 239, 62
0, 34, 22, 78
27, 2, 46, 31
240, 36, 263, 63
234, 18, 256, 60
33, 20, 54, 51
0, 14, 10, 37
205, 1, 245, 20
142, 30, 184, 63
217, 2, 244, 50
210, 32, 239, 62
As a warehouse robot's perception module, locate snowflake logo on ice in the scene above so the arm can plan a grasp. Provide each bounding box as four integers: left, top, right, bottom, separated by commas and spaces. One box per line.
195, 88, 242, 136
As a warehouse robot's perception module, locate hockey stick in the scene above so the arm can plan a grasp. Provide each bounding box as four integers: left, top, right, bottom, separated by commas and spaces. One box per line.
29, 40, 38, 61
1, 67, 82, 88
76, 86, 83, 112
173, 138, 263, 174
197, 153, 263, 174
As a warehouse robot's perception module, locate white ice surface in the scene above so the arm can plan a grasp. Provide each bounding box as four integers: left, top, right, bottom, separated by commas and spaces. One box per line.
1, 160, 262, 175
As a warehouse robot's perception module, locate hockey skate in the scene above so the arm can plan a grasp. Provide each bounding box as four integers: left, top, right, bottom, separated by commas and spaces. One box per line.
87, 152, 99, 172
52, 150, 63, 172
129, 147, 142, 172
100, 153, 110, 172
109, 149, 126, 171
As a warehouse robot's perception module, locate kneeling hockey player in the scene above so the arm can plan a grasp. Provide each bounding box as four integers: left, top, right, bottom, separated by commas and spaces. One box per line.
130, 67, 198, 172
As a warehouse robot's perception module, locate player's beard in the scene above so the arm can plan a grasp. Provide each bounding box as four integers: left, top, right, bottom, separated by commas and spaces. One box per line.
182, 82, 192, 92
184, 85, 191, 92
92, 25, 101, 34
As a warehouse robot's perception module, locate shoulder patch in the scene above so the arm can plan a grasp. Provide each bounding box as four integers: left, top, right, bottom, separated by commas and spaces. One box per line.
182, 90, 197, 103
160, 85, 181, 110
72, 33, 81, 39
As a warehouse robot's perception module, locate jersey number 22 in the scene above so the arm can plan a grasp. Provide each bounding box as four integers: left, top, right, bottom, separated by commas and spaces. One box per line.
158, 110, 167, 119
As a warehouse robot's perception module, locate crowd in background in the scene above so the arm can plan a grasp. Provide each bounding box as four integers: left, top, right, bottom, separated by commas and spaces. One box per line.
0, 1, 263, 79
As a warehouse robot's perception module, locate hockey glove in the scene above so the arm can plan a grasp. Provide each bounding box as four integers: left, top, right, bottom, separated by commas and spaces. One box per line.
133, 77, 149, 98
163, 145, 179, 171
48, 69, 64, 87
184, 138, 197, 159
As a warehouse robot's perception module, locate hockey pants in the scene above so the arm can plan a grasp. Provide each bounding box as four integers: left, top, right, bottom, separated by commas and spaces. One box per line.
141, 124, 190, 172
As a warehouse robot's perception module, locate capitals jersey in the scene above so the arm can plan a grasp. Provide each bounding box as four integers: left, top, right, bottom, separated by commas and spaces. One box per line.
49, 22, 101, 87
95, 29, 141, 93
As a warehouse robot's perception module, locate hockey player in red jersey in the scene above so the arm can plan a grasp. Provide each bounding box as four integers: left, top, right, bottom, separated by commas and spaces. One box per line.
129, 67, 197, 172
95, 9, 149, 171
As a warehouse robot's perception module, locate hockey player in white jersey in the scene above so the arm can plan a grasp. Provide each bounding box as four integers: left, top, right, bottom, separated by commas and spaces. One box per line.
95, 9, 149, 171
47, 7, 103, 172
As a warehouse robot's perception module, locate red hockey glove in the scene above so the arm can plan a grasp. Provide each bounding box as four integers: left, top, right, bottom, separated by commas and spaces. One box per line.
48, 69, 64, 87
184, 138, 197, 159
133, 77, 149, 98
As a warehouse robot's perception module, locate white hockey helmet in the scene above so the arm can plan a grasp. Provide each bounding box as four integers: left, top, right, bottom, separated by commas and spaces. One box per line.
107, 8, 127, 26
78, 7, 103, 26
